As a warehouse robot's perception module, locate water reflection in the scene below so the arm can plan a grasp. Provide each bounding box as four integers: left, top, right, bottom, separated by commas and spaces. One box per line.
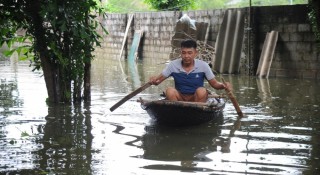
256, 78, 273, 107
108, 117, 225, 173
212, 117, 242, 153
141, 119, 222, 162
38, 103, 93, 174
0, 80, 22, 117
0, 56, 22, 118
0, 59, 94, 174
126, 59, 142, 89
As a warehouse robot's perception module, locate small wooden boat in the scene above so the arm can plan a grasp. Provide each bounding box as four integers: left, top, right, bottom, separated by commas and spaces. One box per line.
138, 95, 225, 126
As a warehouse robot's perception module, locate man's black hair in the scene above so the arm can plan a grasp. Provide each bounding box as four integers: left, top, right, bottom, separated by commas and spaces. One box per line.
180, 39, 197, 49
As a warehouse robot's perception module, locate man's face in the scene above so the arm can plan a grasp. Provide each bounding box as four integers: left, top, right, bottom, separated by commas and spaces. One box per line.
181, 47, 197, 65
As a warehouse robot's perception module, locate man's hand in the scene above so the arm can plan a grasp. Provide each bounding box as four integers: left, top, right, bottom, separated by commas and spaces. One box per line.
149, 75, 166, 85
223, 82, 232, 91
149, 76, 159, 85
208, 78, 232, 91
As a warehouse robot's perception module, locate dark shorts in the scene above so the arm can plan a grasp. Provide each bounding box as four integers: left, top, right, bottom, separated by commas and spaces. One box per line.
179, 93, 195, 102
179, 89, 209, 102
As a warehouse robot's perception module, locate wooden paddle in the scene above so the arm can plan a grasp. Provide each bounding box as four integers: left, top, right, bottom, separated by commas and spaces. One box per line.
221, 77, 244, 118
110, 82, 152, 112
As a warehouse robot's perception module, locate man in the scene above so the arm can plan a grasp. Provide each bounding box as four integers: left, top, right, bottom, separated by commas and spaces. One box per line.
149, 39, 230, 102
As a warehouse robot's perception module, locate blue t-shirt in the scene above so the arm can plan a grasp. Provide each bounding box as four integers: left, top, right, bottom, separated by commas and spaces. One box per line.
162, 58, 215, 94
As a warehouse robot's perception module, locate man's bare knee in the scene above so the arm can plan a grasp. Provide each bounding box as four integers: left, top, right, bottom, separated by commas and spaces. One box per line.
194, 87, 208, 102
165, 87, 180, 101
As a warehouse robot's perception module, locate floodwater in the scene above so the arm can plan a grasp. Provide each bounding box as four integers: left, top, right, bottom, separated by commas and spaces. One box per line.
0, 54, 319, 175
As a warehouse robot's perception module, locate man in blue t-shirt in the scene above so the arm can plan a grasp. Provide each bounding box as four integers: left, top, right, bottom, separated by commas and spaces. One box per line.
149, 39, 230, 102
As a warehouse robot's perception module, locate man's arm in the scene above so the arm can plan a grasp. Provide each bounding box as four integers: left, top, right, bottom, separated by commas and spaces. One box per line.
208, 78, 230, 90
149, 74, 167, 85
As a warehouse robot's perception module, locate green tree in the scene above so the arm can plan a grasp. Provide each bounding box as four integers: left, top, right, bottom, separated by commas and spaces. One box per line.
198, 0, 226, 9
104, 0, 151, 13
0, 0, 107, 103
144, 0, 197, 11
308, 0, 320, 47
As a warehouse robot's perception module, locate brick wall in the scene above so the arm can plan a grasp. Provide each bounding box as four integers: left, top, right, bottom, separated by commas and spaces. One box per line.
96, 4, 320, 79
96, 10, 226, 64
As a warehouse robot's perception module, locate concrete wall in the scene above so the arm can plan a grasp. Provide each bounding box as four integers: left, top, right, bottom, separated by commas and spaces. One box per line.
252, 5, 320, 79
95, 4, 320, 79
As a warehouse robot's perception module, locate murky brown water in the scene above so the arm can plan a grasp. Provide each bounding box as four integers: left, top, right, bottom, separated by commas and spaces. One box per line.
0, 54, 319, 174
